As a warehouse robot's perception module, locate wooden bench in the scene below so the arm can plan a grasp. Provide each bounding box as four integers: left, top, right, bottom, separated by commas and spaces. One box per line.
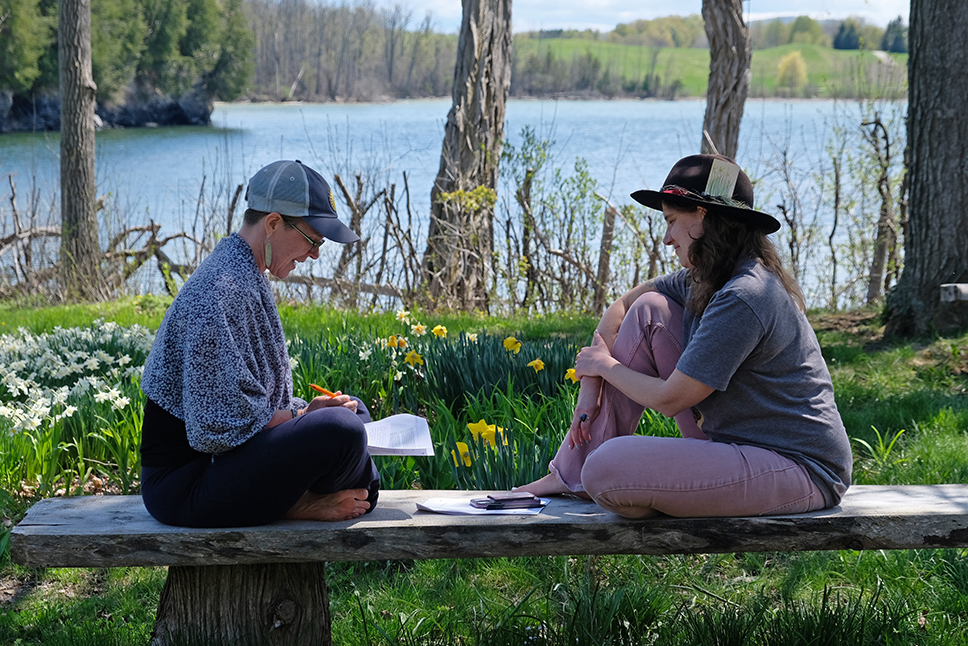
13, 485, 968, 645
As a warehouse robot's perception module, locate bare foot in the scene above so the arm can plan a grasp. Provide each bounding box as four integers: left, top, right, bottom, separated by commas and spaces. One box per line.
514, 473, 572, 497
284, 488, 370, 521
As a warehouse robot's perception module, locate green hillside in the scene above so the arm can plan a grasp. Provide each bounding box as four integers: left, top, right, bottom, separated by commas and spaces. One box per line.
513, 39, 908, 98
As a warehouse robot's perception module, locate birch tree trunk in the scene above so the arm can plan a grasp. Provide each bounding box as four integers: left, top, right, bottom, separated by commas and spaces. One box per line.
422, 0, 512, 312
59, 0, 101, 299
701, 0, 750, 159
884, 0, 968, 336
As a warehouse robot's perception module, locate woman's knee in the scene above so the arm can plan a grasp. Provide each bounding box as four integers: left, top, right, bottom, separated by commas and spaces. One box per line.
580, 445, 617, 501
628, 291, 683, 327
304, 407, 368, 452
349, 396, 372, 423
581, 450, 657, 519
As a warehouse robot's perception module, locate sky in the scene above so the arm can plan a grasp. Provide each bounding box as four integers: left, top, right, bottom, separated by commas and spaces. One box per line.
402, 1, 910, 34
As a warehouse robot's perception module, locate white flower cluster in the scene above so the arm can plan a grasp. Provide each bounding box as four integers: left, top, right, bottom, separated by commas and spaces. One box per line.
0, 319, 154, 433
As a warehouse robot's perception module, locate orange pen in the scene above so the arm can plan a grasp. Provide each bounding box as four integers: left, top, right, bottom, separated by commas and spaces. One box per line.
309, 384, 337, 397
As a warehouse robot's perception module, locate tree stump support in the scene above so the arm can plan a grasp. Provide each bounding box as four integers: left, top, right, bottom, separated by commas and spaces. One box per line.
151, 562, 331, 646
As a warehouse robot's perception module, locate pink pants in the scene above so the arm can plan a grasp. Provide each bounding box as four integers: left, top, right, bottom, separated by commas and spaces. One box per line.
549, 292, 825, 519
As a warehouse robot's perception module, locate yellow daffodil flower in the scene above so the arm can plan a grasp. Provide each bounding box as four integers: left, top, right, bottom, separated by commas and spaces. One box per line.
405, 350, 423, 367
412, 323, 427, 336
467, 333, 478, 342
468, 419, 489, 440
433, 325, 448, 338
504, 336, 522, 354
395, 309, 410, 323
451, 441, 472, 467
528, 358, 545, 372
565, 368, 579, 383
387, 334, 399, 348
468, 419, 508, 447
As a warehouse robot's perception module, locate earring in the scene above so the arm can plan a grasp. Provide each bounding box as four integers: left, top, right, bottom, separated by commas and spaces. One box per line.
264, 239, 272, 268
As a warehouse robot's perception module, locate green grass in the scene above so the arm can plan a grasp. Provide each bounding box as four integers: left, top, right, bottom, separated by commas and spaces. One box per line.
513, 40, 908, 98
0, 295, 173, 333
1, 303, 966, 644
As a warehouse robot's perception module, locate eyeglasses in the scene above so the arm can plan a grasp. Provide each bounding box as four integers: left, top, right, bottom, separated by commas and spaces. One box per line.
286, 220, 325, 250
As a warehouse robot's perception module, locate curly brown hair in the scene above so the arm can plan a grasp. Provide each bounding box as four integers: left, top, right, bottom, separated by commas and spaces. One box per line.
682, 204, 805, 315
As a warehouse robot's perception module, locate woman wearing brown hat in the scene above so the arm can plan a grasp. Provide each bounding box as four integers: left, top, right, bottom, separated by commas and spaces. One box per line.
518, 154, 851, 518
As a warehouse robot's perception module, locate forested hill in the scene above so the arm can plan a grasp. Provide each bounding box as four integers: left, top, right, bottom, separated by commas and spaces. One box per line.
0, 0, 908, 133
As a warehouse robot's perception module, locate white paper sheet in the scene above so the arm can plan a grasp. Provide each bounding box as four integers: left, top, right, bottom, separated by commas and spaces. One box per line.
416, 497, 550, 515
364, 414, 434, 456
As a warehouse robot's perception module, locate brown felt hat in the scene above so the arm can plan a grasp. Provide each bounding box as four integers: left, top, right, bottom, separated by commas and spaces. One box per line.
631, 154, 780, 233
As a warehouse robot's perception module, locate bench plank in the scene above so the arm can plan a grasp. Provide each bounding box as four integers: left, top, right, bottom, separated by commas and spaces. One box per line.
13, 485, 968, 569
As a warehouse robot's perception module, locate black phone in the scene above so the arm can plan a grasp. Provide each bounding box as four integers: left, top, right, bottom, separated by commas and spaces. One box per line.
470, 492, 544, 509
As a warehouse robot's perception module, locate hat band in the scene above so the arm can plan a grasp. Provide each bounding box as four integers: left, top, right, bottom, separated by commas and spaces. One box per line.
661, 185, 752, 210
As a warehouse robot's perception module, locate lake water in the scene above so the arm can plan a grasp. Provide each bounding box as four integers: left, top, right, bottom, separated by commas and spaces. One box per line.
1, 98, 905, 304
0, 98, 881, 231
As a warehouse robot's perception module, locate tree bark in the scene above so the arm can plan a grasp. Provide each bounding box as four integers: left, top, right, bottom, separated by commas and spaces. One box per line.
59, 0, 101, 300
151, 563, 331, 646
700, 0, 750, 159
422, 0, 513, 312
863, 116, 898, 306
593, 196, 618, 317
884, 0, 968, 336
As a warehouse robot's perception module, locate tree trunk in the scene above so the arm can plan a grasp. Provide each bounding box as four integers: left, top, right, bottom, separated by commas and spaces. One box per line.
593, 198, 617, 317
864, 116, 898, 306
59, 0, 101, 300
700, 0, 750, 159
884, 0, 968, 337
151, 563, 331, 646
422, 0, 513, 312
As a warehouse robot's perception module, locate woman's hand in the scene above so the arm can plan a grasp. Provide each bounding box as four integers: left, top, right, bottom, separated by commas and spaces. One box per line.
566, 376, 603, 449
306, 391, 359, 413
574, 332, 617, 380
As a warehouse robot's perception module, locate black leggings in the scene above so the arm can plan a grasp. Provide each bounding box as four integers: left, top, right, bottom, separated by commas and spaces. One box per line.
141, 402, 380, 527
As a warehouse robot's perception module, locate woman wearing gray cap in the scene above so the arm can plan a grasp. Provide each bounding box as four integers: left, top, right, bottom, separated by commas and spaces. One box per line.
139, 159, 380, 527
518, 154, 851, 519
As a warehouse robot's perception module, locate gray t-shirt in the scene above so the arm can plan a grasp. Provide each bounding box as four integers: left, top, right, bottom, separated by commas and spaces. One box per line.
654, 260, 852, 506
141, 233, 306, 455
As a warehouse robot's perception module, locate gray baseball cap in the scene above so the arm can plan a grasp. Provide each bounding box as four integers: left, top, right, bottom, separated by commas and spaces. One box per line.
245, 160, 360, 244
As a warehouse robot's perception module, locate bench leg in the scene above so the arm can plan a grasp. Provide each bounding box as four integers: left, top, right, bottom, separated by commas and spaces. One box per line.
150, 562, 331, 646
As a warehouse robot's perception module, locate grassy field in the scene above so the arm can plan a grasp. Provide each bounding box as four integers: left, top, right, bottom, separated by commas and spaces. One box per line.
1, 302, 966, 645
513, 40, 908, 98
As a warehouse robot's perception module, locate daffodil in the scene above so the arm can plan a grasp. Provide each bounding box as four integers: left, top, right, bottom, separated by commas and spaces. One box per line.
451, 441, 472, 467
396, 309, 410, 323
468, 419, 507, 447
468, 419, 490, 441
467, 333, 478, 342
432, 325, 447, 338
405, 350, 423, 367
397, 336, 408, 348
565, 368, 579, 383
528, 358, 545, 372
387, 334, 399, 348
411, 323, 427, 336
504, 336, 522, 354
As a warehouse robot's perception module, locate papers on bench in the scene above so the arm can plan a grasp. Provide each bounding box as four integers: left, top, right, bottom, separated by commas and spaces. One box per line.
364, 414, 434, 456
416, 497, 550, 515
